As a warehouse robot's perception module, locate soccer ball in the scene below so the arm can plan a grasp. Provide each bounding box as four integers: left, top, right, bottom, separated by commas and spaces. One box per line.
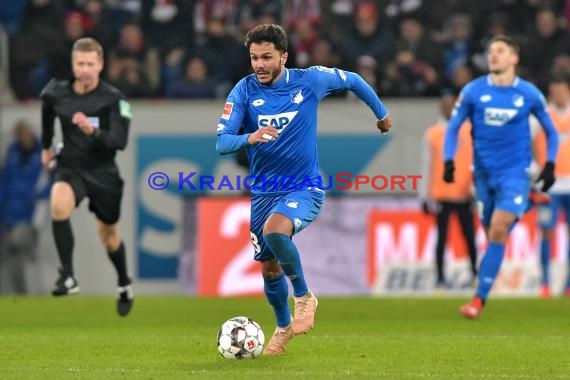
217, 316, 265, 359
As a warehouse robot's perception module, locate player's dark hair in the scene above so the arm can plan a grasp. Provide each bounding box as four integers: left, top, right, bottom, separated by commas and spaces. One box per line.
244, 24, 288, 53
72, 37, 104, 60
489, 35, 520, 55
550, 71, 570, 87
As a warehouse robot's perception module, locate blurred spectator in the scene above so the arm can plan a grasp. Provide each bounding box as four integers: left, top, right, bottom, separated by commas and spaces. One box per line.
0, 0, 28, 37
5, 0, 570, 99
442, 14, 471, 83
355, 55, 380, 92
524, 7, 570, 92
448, 64, 474, 94
48, 11, 89, 80
9, 0, 64, 99
285, 0, 321, 28
194, 0, 237, 36
422, 0, 480, 41
397, 16, 443, 74
308, 39, 340, 68
382, 47, 439, 96
164, 56, 219, 98
142, 0, 194, 57
336, 2, 395, 72
470, 13, 511, 75
0, 120, 51, 295
81, 0, 115, 48
384, 0, 425, 31
195, 17, 248, 91
233, 0, 283, 34
107, 20, 160, 97
289, 17, 321, 68
321, 0, 357, 42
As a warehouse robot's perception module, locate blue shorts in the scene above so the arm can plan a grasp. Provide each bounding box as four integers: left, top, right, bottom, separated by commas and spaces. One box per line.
250, 188, 325, 261
537, 194, 570, 229
474, 170, 531, 227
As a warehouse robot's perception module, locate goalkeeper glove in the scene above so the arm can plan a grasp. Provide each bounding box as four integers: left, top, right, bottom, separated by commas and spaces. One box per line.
443, 160, 455, 183
536, 161, 555, 192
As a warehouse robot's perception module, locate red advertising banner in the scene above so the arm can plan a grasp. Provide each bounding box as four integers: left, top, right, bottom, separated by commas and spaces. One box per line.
368, 209, 567, 295
196, 198, 261, 296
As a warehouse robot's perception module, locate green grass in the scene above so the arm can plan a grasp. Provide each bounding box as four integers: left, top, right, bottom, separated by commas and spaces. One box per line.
0, 296, 569, 379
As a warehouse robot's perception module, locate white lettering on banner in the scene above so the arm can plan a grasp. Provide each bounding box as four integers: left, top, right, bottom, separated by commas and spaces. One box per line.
507, 224, 538, 262
375, 223, 422, 264
370, 213, 568, 296
218, 202, 263, 295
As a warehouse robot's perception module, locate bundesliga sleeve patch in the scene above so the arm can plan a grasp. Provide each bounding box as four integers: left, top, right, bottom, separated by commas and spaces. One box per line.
221, 102, 233, 120
119, 99, 132, 119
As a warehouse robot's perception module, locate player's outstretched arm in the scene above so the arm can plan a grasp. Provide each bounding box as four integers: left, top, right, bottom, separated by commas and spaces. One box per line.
342, 71, 390, 132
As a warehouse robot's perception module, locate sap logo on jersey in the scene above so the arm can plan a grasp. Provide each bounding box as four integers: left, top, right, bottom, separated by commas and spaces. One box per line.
484, 107, 518, 127
258, 111, 298, 130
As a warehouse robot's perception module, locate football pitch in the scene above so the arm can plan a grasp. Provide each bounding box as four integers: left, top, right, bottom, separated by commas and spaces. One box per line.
1, 296, 568, 379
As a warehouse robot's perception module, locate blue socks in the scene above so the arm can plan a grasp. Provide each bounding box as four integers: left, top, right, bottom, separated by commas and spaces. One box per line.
264, 232, 308, 297
540, 239, 551, 286
263, 274, 291, 327
476, 242, 505, 302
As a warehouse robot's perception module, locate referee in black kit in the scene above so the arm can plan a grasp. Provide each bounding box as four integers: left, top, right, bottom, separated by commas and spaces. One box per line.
40, 37, 134, 316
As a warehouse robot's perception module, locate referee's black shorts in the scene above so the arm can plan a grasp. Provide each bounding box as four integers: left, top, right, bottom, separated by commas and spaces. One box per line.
54, 165, 124, 225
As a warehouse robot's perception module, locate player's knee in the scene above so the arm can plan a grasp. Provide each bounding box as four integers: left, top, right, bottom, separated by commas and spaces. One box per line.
263, 214, 293, 236
50, 183, 75, 220
488, 224, 510, 243
51, 199, 73, 220
98, 227, 120, 251
261, 260, 283, 279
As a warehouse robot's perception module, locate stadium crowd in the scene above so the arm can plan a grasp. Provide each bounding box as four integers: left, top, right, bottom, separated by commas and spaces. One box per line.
1, 0, 569, 101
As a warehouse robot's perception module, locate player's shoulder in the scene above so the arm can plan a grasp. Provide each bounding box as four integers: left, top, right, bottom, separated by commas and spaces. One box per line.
466, 75, 489, 91
98, 80, 127, 100
39, 78, 70, 100
303, 65, 342, 78
516, 77, 543, 96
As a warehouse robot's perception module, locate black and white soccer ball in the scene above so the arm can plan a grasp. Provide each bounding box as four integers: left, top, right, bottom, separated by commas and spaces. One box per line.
217, 316, 265, 359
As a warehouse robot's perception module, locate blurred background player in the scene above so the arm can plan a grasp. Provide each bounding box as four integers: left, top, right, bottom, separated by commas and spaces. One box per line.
39, 37, 134, 316
0, 120, 51, 295
444, 35, 559, 319
216, 24, 391, 355
419, 93, 477, 291
532, 73, 570, 298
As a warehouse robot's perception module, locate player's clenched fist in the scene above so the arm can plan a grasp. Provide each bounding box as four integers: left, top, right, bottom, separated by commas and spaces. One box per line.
377, 115, 392, 135
248, 126, 279, 144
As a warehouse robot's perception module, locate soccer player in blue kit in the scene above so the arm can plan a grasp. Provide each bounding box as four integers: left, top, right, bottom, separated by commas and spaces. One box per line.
443, 35, 559, 319
216, 24, 392, 355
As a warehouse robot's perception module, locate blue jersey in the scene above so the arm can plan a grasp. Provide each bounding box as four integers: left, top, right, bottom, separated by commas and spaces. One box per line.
216, 66, 388, 194
444, 75, 558, 173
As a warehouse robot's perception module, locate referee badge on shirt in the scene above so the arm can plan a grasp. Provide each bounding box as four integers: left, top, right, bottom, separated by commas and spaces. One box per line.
87, 117, 100, 128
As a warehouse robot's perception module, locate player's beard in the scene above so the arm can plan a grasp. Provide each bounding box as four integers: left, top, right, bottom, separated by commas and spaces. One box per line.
257, 66, 282, 85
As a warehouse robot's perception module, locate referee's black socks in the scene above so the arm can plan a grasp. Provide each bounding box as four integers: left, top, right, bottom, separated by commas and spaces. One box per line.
107, 241, 130, 286
52, 219, 74, 276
